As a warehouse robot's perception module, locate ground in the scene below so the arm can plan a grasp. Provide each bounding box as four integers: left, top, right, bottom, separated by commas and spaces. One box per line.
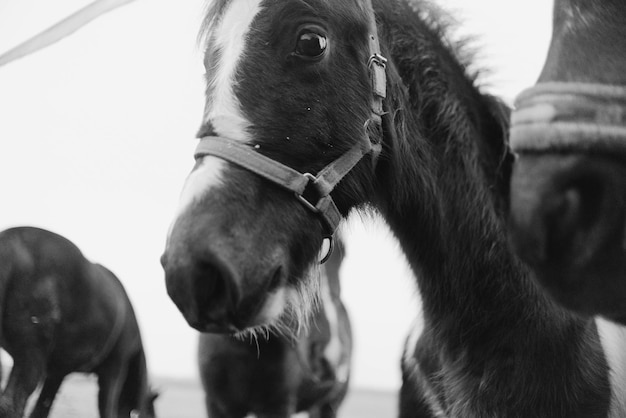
35, 374, 397, 417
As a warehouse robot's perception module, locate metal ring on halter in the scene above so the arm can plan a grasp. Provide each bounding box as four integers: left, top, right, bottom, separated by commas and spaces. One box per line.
319, 235, 334, 264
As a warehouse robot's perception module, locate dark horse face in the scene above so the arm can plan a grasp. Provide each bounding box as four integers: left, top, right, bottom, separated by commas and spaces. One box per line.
509, 0, 626, 321
162, 0, 379, 333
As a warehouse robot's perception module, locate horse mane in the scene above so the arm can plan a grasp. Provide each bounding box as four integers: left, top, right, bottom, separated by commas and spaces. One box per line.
377, 0, 512, 214
372, 2, 529, 340
404, 0, 481, 79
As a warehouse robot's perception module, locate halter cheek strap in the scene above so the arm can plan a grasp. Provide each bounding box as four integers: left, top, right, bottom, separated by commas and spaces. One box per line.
511, 82, 626, 155
365, 0, 387, 123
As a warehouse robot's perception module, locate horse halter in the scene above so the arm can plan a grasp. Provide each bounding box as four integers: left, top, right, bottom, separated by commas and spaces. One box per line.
194, 1, 386, 263
511, 82, 626, 155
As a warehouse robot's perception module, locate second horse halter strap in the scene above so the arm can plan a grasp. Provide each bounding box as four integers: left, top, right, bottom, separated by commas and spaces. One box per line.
511, 82, 626, 155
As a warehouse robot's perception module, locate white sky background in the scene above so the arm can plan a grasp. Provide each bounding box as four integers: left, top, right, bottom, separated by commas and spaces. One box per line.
0, 0, 552, 391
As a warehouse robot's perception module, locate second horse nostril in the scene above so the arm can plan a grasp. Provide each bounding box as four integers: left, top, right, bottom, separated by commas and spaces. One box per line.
268, 265, 284, 291
544, 188, 583, 248
543, 177, 605, 261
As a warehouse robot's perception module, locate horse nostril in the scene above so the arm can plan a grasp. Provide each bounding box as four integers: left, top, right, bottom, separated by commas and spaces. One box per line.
268, 265, 284, 291
543, 187, 583, 255
192, 258, 239, 322
542, 177, 604, 262
196, 262, 224, 299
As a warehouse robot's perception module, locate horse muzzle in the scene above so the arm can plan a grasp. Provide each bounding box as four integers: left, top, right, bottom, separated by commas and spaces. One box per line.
508, 82, 626, 318
161, 234, 290, 333
509, 153, 626, 318
161, 248, 241, 333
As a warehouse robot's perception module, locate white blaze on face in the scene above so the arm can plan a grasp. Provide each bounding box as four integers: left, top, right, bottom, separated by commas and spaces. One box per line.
204, 0, 263, 141
166, 157, 228, 241
175, 157, 226, 216
170, 0, 263, 230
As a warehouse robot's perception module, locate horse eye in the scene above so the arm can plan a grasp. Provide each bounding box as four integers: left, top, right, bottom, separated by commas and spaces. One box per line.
295, 31, 327, 59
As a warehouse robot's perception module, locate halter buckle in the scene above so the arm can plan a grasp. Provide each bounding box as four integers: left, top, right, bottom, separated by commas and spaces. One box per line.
367, 53, 387, 69
295, 173, 321, 214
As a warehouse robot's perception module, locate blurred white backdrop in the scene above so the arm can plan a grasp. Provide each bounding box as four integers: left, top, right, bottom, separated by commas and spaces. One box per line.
0, 0, 552, 391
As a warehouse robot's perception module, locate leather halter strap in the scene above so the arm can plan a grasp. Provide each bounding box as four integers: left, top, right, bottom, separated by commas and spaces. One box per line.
194, 0, 387, 246
365, 0, 387, 122
511, 82, 626, 155
195, 134, 376, 236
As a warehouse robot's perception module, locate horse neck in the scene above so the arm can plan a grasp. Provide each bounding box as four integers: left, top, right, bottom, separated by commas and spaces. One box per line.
375, 7, 566, 335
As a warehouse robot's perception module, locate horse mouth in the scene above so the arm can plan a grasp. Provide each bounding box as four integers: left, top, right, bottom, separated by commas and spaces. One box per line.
181, 303, 248, 333
191, 321, 241, 334
187, 271, 288, 335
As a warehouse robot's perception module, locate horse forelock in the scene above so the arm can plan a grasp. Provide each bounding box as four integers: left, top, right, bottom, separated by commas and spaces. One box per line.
197, 0, 233, 46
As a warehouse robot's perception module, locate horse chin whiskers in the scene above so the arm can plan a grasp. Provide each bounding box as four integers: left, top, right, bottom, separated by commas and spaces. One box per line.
233, 265, 322, 342
281, 264, 322, 336
232, 323, 274, 343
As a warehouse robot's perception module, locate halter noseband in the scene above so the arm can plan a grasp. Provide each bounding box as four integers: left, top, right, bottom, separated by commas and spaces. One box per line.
511, 82, 626, 155
194, 0, 386, 263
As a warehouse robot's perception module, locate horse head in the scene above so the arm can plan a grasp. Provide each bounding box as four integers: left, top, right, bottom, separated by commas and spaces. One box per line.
508, 0, 626, 321
162, 0, 382, 333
